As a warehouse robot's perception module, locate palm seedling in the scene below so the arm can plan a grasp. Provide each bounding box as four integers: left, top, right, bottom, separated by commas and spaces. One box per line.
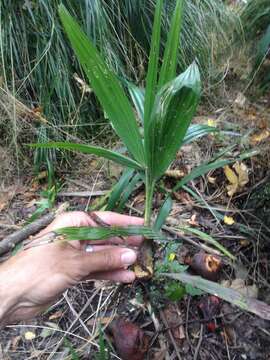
31, 1, 270, 321
33, 0, 203, 277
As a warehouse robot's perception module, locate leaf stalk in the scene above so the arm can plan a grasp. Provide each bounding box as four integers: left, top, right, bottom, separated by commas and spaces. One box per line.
144, 171, 155, 226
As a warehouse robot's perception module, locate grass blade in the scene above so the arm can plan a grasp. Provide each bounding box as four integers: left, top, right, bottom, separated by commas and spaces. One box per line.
30, 142, 143, 170
58, 4, 145, 165
158, 0, 185, 88
163, 272, 270, 320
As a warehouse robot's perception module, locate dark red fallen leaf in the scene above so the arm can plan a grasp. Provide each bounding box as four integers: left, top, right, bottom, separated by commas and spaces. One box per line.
108, 318, 149, 360
190, 252, 222, 281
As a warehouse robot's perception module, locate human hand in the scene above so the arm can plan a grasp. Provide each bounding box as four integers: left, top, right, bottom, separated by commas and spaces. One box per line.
0, 211, 143, 325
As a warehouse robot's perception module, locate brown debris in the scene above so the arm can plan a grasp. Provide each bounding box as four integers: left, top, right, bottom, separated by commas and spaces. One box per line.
197, 296, 221, 332
165, 169, 185, 179
190, 252, 222, 281
108, 318, 149, 360
163, 304, 185, 341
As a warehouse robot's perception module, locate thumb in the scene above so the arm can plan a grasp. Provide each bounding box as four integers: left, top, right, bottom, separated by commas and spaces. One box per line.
75, 248, 137, 278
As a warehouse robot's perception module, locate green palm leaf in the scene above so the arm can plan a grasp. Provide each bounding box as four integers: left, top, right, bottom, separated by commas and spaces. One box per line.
30, 142, 143, 170
127, 82, 145, 125
158, 0, 185, 88
58, 4, 145, 165
144, 0, 163, 129
56, 226, 164, 241
147, 62, 201, 179
183, 124, 218, 144
163, 272, 270, 320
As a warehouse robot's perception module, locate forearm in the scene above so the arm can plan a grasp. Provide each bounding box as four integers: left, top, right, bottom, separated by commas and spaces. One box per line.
0, 258, 29, 327
0, 264, 19, 326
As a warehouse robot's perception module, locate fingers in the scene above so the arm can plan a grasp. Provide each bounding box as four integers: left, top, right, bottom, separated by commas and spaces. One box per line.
74, 247, 137, 278
87, 270, 135, 283
40, 211, 144, 249
92, 211, 144, 226
82, 244, 135, 254
39, 211, 96, 235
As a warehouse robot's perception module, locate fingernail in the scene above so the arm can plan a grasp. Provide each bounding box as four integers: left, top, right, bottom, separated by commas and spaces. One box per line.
121, 250, 137, 265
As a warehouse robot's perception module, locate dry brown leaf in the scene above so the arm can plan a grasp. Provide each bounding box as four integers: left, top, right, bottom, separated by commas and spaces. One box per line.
187, 214, 198, 226
221, 279, 258, 298
224, 216, 235, 225
49, 310, 63, 320
240, 239, 250, 247
165, 169, 185, 179
207, 175, 216, 184
250, 129, 270, 144
73, 73, 92, 94
224, 162, 249, 196
234, 92, 247, 108
87, 316, 113, 326
163, 304, 185, 341
173, 190, 192, 204
0, 186, 17, 211
11, 336, 21, 350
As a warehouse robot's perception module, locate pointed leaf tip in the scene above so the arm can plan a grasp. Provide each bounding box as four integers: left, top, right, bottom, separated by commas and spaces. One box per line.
58, 4, 145, 165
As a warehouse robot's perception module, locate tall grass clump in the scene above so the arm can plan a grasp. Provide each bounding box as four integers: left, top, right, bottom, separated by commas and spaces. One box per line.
240, 0, 270, 41
0, 0, 241, 170
240, 0, 270, 91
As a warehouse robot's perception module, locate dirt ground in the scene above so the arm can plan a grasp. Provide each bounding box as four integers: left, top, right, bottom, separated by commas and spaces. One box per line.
0, 87, 270, 359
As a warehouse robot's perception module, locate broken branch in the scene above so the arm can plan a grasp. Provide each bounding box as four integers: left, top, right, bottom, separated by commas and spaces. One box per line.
0, 203, 69, 255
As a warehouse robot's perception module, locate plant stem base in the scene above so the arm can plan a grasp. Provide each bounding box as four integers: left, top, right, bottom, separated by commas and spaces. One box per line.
134, 238, 153, 279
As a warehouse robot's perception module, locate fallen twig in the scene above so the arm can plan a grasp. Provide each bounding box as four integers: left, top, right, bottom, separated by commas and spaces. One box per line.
0, 202, 69, 255
57, 190, 108, 197
193, 324, 203, 360
160, 310, 182, 360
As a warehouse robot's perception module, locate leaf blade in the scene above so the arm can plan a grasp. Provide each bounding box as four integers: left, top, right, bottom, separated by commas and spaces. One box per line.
182, 124, 218, 145
158, 0, 185, 88
58, 4, 145, 165
56, 226, 165, 241
144, 0, 163, 132
106, 169, 135, 211
148, 62, 201, 179
30, 142, 143, 170
127, 82, 145, 125
163, 272, 270, 320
